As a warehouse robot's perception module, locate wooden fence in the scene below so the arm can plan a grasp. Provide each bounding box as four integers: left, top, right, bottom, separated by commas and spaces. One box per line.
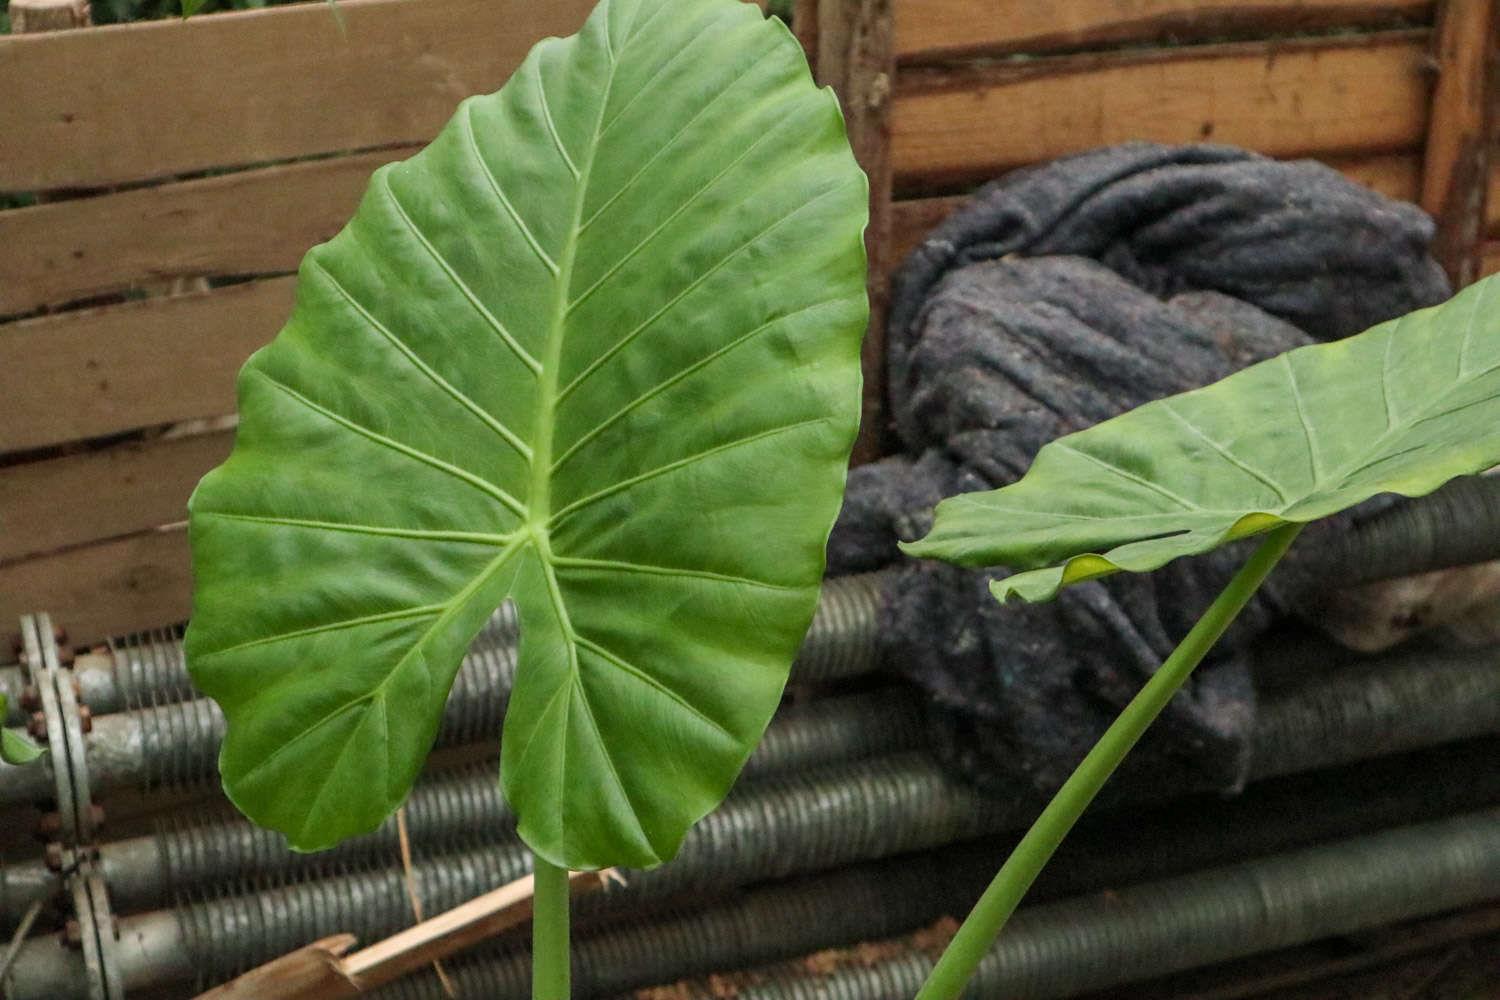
1, 0, 1496, 646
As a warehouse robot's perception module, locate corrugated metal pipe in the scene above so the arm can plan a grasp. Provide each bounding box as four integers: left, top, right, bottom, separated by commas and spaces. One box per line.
706, 807, 1500, 1000
6, 643, 1499, 998
369, 737, 1500, 999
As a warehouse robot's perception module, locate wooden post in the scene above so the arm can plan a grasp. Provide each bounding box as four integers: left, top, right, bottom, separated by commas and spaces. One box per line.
806, 0, 896, 464
1420, 0, 1498, 288
8, 0, 90, 32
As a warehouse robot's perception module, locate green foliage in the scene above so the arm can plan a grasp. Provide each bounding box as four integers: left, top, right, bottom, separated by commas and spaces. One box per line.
0, 0, 315, 32
185, 0, 867, 871
905, 275, 1500, 603
0, 694, 44, 766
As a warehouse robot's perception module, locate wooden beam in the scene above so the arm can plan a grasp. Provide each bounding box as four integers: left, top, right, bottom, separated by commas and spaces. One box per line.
0, 430, 233, 563
0, 278, 291, 453
892, 32, 1432, 193
814, 0, 896, 463
0, 16, 1455, 304
0, 149, 410, 315
0, 0, 595, 191
1420, 0, 1498, 286
895, 0, 1435, 63
0, 527, 192, 649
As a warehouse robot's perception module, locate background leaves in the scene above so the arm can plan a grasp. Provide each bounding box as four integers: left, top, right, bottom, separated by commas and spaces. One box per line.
0, 694, 43, 766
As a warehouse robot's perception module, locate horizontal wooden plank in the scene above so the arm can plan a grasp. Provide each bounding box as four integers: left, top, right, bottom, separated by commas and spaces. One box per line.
0, 430, 232, 563
884, 152, 1423, 282
0, 0, 594, 190
1333, 151, 1422, 201
0, 278, 289, 452
0, 149, 410, 315
892, 33, 1432, 191
896, 0, 1435, 62
0, 527, 191, 649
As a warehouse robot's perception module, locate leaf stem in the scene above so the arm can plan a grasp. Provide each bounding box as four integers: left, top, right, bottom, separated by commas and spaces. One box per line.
531, 852, 571, 1000
916, 523, 1304, 1000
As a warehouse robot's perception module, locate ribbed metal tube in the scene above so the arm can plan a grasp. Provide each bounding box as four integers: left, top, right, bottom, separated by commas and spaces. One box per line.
716, 808, 1500, 1000
0, 636, 522, 806
1, 573, 883, 726
1250, 643, 1500, 778
7, 690, 1500, 997
107, 753, 1000, 992
84, 688, 925, 917
1315, 473, 1500, 587
368, 735, 1500, 1000
378, 860, 960, 1000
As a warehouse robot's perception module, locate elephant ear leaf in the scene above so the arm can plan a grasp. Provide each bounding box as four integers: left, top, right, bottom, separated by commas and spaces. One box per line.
903, 276, 1500, 604
1, 695, 44, 766
185, 0, 868, 869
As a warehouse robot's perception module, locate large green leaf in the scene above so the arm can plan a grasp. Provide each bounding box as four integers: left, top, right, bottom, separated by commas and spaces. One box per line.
0, 694, 44, 766
185, 0, 867, 869
903, 276, 1500, 603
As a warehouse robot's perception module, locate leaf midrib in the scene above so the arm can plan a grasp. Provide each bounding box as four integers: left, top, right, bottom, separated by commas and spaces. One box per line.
528, 30, 617, 541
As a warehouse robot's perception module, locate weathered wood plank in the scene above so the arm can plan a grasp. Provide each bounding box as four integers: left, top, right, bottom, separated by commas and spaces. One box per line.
0, 150, 410, 315
1420, 0, 1498, 286
895, 0, 1435, 62
0, 278, 290, 452
0, 0, 594, 190
0, 430, 233, 563
0, 528, 191, 649
891, 33, 1432, 191
815, 0, 896, 463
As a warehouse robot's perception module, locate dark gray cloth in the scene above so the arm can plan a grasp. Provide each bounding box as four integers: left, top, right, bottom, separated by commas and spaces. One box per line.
829, 143, 1449, 803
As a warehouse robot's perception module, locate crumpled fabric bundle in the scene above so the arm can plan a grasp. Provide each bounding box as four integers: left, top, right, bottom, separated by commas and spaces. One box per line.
827, 143, 1450, 804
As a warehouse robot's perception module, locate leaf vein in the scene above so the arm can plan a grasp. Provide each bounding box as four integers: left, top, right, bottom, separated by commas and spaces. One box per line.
1159, 401, 1289, 504
585, 22, 774, 215
310, 258, 534, 462
1052, 442, 1204, 513
569, 111, 795, 314
559, 182, 852, 404
573, 633, 737, 742
1281, 352, 1324, 483
551, 555, 798, 591
537, 556, 655, 851
380, 174, 543, 376
230, 537, 528, 788
199, 604, 447, 659
533, 58, 580, 180
553, 295, 859, 475
201, 511, 515, 546
461, 103, 558, 276
252, 370, 528, 519
548, 418, 824, 529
